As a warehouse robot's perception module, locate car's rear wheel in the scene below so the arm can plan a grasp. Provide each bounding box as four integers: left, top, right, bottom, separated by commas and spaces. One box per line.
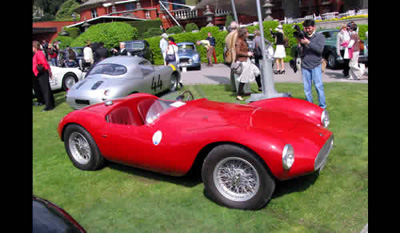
64, 124, 105, 170
202, 144, 275, 210
169, 72, 180, 91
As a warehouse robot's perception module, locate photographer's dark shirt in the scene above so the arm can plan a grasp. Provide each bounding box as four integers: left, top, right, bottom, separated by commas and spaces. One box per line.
301, 32, 325, 69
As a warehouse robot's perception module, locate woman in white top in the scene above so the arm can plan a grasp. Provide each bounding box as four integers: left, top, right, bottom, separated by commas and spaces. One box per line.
336, 24, 351, 77
164, 37, 179, 65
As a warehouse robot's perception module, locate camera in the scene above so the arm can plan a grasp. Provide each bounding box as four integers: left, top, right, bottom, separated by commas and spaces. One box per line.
293, 25, 306, 40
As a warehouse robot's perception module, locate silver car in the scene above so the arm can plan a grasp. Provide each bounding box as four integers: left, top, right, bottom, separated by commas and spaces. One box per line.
66, 56, 181, 109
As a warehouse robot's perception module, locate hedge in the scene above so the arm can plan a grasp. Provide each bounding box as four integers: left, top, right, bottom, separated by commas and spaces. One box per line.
145, 21, 368, 65
70, 22, 138, 49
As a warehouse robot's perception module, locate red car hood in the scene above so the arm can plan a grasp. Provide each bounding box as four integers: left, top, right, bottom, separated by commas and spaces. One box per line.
181, 100, 300, 132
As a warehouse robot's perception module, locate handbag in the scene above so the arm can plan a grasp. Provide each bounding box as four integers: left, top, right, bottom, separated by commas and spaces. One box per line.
165, 45, 176, 63
231, 61, 243, 75
165, 54, 176, 62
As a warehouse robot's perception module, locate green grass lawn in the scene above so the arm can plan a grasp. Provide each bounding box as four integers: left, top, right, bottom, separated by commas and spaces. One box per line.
33, 82, 367, 233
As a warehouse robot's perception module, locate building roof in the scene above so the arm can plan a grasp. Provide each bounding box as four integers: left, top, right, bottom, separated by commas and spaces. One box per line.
66, 15, 145, 28
75, 0, 108, 12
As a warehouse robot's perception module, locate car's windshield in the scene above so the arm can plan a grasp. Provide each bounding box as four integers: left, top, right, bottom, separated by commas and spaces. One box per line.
178, 44, 195, 51
126, 42, 145, 51
145, 100, 186, 124
88, 63, 127, 76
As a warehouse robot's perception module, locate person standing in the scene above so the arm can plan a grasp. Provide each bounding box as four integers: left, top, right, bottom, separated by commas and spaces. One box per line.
32, 40, 55, 112
235, 27, 260, 101
252, 29, 263, 91
83, 41, 94, 68
336, 24, 351, 77
159, 33, 169, 65
299, 19, 326, 109
48, 43, 58, 66
348, 23, 365, 80
165, 37, 179, 66
270, 24, 286, 74
95, 42, 109, 62
224, 21, 239, 92
197, 39, 213, 66
206, 32, 217, 63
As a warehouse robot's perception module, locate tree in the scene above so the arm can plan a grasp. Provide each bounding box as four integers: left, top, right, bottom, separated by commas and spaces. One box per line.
55, 0, 81, 21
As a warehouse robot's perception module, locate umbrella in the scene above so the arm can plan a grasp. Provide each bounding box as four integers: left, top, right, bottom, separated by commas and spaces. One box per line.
195, 0, 290, 101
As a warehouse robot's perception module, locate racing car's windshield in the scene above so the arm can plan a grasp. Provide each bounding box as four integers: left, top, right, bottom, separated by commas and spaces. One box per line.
88, 63, 127, 76
145, 100, 186, 124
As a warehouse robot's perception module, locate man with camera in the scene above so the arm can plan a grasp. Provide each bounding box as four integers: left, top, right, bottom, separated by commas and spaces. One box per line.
297, 19, 327, 109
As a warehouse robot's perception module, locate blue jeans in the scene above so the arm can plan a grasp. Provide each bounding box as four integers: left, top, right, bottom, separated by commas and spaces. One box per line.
302, 64, 326, 109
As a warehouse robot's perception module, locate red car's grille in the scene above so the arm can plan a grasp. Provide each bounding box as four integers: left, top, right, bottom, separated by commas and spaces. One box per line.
314, 135, 334, 170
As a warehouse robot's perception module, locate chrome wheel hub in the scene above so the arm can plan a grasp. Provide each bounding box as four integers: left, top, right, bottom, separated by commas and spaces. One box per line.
68, 132, 91, 165
213, 157, 260, 202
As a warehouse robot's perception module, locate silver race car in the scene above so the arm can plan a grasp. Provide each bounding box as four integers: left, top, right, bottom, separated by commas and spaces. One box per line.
66, 56, 181, 109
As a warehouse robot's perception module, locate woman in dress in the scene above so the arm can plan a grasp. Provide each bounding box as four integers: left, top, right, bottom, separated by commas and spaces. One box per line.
270, 24, 286, 74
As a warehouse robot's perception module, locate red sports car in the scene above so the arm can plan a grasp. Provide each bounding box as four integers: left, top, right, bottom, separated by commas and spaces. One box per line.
58, 91, 333, 210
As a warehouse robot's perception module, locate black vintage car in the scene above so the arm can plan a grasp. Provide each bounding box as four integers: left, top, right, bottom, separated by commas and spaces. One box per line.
124, 40, 154, 64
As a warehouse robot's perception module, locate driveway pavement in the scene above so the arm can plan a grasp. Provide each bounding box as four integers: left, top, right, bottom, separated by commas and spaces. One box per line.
180, 62, 368, 85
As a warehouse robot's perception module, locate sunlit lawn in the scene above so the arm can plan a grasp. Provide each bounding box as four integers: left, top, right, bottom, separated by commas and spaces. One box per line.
33, 82, 367, 232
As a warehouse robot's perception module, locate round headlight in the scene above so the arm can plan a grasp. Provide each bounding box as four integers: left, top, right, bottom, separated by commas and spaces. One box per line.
282, 144, 295, 170
321, 110, 330, 128
193, 54, 199, 61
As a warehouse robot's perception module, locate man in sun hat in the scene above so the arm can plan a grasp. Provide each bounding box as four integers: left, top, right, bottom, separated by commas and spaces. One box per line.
160, 33, 169, 65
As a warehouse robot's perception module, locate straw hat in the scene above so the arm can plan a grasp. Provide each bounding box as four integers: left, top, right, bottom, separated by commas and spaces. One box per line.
162, 33, 168, 39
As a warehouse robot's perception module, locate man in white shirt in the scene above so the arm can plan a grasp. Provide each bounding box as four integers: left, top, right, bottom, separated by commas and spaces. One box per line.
83, 41, 94, 65
159, 33, 168, 65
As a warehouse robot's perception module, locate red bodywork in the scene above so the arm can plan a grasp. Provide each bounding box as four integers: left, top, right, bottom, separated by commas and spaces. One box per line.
58, 93, 333, 180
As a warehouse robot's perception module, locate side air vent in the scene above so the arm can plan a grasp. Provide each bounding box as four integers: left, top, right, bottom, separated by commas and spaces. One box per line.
91, 81, 104, 90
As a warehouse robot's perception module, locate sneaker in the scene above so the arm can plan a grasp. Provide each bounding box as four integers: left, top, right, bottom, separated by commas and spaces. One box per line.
236, 96, 244, 101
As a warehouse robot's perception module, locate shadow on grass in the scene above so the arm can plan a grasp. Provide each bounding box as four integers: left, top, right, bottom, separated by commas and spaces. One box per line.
273, 172, 320, 199
108, 162, 202, 188
108, 160, 320, 208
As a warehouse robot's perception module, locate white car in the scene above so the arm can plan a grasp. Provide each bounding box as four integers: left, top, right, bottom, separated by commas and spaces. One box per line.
49, 66, 85, 91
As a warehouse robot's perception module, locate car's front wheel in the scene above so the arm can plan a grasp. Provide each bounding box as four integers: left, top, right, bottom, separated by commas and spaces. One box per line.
64, 124, 105, 170
202, 144, 275, 210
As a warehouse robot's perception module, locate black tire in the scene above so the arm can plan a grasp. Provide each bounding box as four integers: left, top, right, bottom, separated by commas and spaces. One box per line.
202, 144, 275, 210
327, 54, 337, 69
62, 73, 78, 91
169, 72, 180, 91
64, 124, 105, 170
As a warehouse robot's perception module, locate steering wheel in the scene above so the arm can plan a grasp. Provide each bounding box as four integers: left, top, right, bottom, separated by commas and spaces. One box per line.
176, 90, 194, 101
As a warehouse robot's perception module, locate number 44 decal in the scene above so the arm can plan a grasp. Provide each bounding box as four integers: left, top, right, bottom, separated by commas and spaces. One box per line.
151, 75, 163, 91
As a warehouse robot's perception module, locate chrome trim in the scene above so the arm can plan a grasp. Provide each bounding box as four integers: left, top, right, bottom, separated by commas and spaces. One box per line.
314, 135, 334, 170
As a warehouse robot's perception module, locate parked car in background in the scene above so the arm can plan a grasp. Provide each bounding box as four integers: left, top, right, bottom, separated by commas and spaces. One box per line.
50, 66, 84, 91
57, 47, 84, 68
65, 56, 180, 109
177, 42, 201, 70
291, 29, 368, 69
124, 40, 154, 64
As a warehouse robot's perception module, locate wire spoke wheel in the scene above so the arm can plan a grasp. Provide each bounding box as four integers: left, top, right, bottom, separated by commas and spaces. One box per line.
68, 132, 91, 165
213, 157, 260, 202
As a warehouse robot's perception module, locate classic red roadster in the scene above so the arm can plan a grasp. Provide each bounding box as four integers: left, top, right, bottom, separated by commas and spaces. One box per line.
58, 91, 333, 210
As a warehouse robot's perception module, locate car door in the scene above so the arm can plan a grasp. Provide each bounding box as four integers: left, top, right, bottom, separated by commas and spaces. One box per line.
98, 108, 183, 175
139, 60, 164, 94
